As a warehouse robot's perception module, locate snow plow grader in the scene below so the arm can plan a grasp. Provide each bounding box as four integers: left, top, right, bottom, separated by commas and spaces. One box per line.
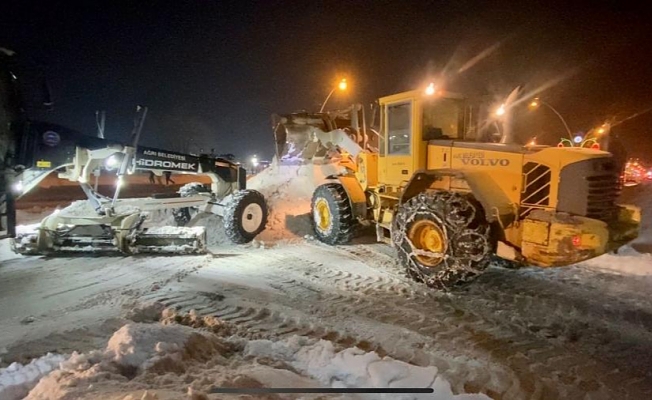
1, 48, 267, 255
277, 87, 641, 288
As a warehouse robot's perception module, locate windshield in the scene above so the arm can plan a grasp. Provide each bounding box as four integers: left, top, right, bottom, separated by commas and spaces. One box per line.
422, 97, 463, 140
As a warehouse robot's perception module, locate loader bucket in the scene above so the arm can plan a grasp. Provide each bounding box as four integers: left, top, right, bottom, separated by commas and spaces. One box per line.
274, 119, 329, 163
274, 122, 324, 162
272, 105, 368, 164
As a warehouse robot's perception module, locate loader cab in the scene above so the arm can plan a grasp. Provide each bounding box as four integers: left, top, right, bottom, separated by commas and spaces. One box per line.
378, 89, 469, 187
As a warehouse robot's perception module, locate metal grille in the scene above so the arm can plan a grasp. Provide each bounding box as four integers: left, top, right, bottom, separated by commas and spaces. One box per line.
586, 174, 620, 220
520, 162, 551, 217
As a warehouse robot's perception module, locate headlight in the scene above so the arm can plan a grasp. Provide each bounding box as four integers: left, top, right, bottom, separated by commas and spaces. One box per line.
105, 155, 119, 168
12, 180, 23, 194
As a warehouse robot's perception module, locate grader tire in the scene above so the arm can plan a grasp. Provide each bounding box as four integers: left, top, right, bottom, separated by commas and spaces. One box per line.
311, 183, 357, 245
224, 189, 268, 244
392, 190, 493, 290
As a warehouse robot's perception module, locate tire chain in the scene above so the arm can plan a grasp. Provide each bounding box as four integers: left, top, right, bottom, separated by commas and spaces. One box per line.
393, 191, 492, 289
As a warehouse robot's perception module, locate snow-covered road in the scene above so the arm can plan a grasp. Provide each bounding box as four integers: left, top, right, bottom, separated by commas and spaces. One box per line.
1, 180, 651, 399
3, 234, 652, 398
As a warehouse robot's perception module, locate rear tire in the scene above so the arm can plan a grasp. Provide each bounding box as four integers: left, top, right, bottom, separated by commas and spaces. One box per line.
224, 189, 268, 244
392, 191, 492, 289
311, 183, 357, 245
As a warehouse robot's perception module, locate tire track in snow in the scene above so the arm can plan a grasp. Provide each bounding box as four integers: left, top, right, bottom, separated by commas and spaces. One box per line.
133, 244, 652, 399
262, 247, 652, 398
136, 251, 521, 397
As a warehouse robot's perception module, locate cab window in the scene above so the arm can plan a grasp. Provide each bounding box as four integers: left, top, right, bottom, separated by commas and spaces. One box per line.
422, 98, 463, 140
387, 102, 411, 155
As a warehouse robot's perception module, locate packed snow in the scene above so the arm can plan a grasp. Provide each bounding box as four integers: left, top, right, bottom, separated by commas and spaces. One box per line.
0, 353, 66, 400
3, 164, 652, 398
2, 311, 489, 400
245, 336, 490, 400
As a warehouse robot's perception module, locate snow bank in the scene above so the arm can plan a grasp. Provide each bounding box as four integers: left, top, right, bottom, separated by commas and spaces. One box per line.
581, 246, 652, 276
26, 322, 231, 399
244, 161, 343, 242
105, 323, 197, 369
245, 336, 490, 400
0, 353, 66, 400
15, 314, 488, 399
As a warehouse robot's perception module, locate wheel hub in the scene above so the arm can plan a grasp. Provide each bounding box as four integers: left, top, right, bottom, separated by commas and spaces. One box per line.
408, 219, 447, 267
314, 198, 332, 232
241, 203, 263, 233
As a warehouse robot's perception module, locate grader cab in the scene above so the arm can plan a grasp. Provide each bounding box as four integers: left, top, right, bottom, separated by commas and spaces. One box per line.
308, 87, 640, 289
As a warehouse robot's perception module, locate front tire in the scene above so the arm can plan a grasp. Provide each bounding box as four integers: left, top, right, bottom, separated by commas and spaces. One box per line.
224, 190, 268, 244
392, 191, 492, 289
311, 183, 357, 245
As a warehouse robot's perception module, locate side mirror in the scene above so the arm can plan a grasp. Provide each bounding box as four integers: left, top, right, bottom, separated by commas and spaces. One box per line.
423, 126, 444, 141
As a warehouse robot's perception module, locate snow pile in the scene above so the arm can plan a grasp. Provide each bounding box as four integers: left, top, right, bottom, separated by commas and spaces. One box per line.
25, 322, 232, 399
245, 336, 490, 400
0, 353, 67, 400
143, 226, 205, 238
9, 309, 489, 400
104, 323, 224, 371
245, 161, 343, 242
581, 246, 652, 276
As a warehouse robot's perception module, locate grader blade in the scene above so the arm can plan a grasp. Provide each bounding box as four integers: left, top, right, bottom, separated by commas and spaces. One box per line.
131, 226, 206, 254
11, 211, 207, 256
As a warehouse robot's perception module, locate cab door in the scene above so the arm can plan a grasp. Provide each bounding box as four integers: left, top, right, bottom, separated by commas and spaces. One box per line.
381, 100, 414, 186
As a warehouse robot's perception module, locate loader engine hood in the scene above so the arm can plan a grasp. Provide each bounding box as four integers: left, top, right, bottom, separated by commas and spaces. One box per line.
524, 148, 621, 222
557, 155, 621, 221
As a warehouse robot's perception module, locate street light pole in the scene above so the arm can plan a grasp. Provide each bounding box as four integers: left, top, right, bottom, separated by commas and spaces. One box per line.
530, 98, 573, 140
319, 79, 347, 113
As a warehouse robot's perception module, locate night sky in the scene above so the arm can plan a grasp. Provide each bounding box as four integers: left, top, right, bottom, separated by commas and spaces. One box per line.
3, 1, 651, 161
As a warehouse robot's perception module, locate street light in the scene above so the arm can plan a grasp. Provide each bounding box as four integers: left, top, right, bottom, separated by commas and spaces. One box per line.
528, 97, 573, 139
424, 82, 436, 96
251, 155, 259, 168
319, 78, 348, 113
494, 103, 506, 117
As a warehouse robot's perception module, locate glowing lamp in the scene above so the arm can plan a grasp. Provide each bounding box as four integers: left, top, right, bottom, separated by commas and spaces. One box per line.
425, 82, 436, 96
12, 180, 23, 193
573, 135, 583, 144
106, 155, 118, 168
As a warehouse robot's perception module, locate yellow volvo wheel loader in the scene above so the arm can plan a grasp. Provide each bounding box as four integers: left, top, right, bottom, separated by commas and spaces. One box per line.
301, 88, 640, 289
